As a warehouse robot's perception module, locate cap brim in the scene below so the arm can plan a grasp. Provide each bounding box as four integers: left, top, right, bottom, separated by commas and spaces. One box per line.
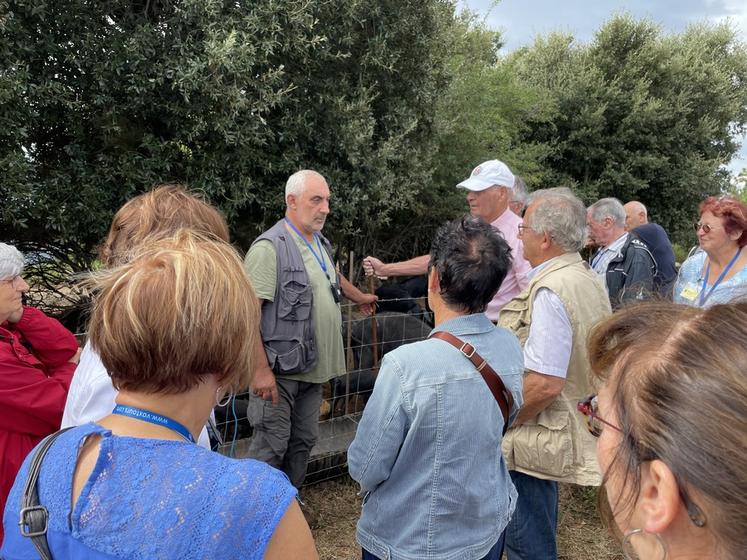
456, 177, 494, 191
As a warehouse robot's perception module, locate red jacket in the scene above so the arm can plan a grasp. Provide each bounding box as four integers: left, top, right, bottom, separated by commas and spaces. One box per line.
0, 306, 78, 544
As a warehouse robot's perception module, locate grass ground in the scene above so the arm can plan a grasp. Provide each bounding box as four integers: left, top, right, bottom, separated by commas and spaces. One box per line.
302, 476, 624, 560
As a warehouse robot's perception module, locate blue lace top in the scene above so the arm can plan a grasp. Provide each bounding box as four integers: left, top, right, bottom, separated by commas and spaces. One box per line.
2, 423, 296, 559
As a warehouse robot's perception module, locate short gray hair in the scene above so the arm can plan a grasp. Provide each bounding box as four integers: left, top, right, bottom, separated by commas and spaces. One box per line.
511, 176, 528, 205
526, 187, 586, 252
285, 169, 325, 202
0, 243, 24, 280
588, 197, 626, 227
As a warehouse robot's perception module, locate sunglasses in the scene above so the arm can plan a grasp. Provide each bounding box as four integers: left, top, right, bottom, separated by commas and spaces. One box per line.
693, 222, 719, 234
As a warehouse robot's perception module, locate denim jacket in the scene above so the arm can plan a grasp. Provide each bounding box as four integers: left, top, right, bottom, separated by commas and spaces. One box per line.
348, 314, 524, 560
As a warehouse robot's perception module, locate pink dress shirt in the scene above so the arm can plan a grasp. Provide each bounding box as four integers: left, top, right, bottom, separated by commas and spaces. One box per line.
486, 209, 531, 320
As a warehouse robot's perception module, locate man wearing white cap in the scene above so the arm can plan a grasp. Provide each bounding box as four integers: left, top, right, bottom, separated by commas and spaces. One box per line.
364, 160, 531, 320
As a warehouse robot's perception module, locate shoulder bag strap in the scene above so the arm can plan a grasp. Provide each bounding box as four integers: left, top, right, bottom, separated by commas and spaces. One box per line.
429, 331, 514, 434
19, 427, 73, 560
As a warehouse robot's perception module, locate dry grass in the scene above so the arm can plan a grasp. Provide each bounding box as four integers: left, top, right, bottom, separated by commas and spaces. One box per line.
302, 476, 624, 560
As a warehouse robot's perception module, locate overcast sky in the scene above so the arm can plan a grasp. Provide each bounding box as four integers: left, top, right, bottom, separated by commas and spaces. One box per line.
461, 0, 747, 176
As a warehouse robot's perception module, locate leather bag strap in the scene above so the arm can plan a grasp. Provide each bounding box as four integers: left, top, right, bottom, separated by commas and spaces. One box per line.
429, 331, 514, 434
19, 427, 73, 560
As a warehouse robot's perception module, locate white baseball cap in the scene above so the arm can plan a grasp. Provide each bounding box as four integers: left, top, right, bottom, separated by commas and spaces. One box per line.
457, 160, 515, 192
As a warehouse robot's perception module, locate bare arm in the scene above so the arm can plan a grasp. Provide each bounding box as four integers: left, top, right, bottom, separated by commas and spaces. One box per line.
363, 255, 430, 277
250, 299, 278, 405
263, 499, 319, 560
339, 274, 377, 315
514, 370, 565, 425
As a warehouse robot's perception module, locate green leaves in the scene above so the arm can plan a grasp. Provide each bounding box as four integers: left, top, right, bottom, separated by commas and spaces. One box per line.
511, 14, 747, 245
2, 0, 461, 299
4, 3, 747, 319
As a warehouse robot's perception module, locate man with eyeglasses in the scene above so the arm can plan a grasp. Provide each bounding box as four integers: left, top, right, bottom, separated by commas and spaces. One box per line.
498, 188, 612, 560
587, 197, 656, 307
0, 243, 80, 543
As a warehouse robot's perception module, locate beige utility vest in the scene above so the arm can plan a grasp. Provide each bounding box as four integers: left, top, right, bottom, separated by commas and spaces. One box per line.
499, 252, 611, 486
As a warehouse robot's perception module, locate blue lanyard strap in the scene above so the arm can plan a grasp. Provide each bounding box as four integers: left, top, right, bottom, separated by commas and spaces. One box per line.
284, 218, 329, 274
700, 247, 743, 306
112, 405, 196, 443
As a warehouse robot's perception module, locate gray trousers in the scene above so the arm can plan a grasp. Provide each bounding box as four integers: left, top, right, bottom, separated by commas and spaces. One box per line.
246, 377, 323, 488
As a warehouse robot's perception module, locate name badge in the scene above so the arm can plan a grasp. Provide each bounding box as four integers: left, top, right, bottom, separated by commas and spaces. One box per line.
679, 282, 699, 302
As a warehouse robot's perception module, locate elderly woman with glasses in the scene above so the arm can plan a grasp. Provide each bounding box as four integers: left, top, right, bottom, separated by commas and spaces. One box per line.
2, 231, 317, 559
673, 196, 747, 306
0, 243, 80, 545
576, 301, 747, 560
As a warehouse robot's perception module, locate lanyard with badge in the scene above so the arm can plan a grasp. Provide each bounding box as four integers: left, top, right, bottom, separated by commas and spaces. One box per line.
284, 218, 341, 303
697, 247, 742, 306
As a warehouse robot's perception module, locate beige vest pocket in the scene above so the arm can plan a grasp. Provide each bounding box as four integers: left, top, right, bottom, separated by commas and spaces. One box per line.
510, 408, 574, 478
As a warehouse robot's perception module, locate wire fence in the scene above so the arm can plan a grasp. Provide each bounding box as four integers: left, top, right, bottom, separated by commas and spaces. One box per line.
213, 297, 433, 485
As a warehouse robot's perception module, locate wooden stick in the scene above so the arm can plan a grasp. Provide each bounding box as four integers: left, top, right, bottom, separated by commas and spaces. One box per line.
344, 251, 354, 415
368, 275, 379, 374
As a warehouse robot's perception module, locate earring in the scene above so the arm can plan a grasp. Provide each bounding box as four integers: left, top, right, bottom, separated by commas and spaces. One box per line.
622, 528, 667, 560
215, 386, 233, 407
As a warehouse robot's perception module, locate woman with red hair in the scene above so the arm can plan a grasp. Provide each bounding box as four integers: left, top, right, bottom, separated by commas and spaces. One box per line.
674, 196, 747, 306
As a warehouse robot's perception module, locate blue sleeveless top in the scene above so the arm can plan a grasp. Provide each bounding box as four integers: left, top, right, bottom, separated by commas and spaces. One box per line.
2, 423, 296, 559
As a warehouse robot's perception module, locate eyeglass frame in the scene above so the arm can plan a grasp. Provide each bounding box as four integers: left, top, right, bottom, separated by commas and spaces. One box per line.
516, 224, 534, 236
576, 395, 622, 437
0, 275, 24, 289
576, 393, 707, 528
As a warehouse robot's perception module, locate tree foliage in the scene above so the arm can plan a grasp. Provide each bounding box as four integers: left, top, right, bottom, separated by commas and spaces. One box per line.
0, 0, 457, 292
509, 15, 747, 245
3, 5, 747, 320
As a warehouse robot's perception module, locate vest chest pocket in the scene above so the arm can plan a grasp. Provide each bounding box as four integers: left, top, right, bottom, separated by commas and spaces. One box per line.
511, 408, 574, 478
278, 279, 312, 321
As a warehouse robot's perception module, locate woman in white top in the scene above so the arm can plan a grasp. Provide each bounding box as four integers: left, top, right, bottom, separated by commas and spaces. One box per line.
62, 184, 230, 447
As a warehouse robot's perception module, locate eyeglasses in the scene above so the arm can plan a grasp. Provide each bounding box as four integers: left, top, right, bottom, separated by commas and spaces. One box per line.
694, 222, 719, 234
577, 394, 707, 528
517, 224, 534, 236
0, 275, 24, 289
576, 395, 622, 437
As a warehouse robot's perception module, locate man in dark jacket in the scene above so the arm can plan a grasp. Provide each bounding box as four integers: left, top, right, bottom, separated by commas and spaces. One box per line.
587, 198, 656, 308
624, 201, 677, 298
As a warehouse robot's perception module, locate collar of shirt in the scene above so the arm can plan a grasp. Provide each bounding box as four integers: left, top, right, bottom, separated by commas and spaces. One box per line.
490, 206, 516, 231
592, 233, 629, 274
604, 232, 628, 256
527, 255, 560, 281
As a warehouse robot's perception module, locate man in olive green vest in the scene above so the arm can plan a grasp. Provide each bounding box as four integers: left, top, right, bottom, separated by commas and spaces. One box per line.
498, 188, 612, 560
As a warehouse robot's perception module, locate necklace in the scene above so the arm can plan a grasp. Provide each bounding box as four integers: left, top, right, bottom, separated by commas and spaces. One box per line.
112, 404, 196, 443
